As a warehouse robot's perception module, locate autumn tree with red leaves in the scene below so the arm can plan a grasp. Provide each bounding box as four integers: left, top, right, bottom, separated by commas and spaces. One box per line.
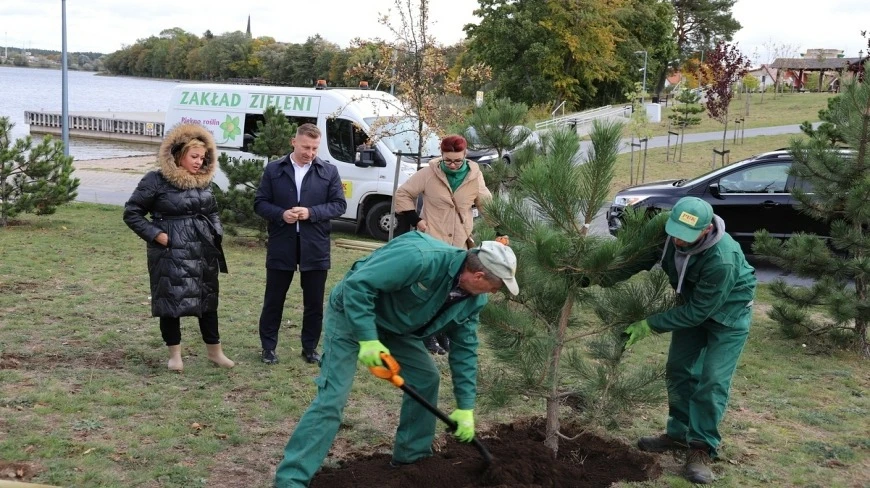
699, 41, 750, 152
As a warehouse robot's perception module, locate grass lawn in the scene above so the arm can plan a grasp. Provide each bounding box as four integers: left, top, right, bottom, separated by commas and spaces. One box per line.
1, 204, 868, 487
627, 92, 833, 139
609, 133, 806, 198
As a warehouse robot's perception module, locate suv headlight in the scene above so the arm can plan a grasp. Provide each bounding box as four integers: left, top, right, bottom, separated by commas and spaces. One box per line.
614, 195, 652, 206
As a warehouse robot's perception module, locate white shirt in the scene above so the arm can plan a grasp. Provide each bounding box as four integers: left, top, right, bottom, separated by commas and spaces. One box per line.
290, 154, 311, 231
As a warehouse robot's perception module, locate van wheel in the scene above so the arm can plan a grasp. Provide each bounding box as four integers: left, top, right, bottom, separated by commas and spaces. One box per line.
365, 201, 395, 241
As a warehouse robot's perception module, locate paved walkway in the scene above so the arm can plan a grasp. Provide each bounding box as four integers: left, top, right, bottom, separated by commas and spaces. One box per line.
74, 156, 153, 206
577, 122, 819, 156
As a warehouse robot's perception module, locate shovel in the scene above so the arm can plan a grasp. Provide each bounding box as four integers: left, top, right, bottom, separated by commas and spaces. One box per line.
369, 352, 494, 465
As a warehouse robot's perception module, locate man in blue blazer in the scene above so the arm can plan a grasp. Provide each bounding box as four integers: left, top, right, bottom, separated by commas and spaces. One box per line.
254, 123, 347, 365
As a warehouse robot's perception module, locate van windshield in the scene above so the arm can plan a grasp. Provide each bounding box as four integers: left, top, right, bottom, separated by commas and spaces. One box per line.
364, 117, 441, 158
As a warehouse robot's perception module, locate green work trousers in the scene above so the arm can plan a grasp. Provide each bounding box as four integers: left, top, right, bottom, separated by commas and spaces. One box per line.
274, 305, 440, 488
664, 306, 751, 456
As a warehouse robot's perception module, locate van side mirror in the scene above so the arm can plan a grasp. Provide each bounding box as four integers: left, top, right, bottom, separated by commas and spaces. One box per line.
355, 148, 376, 168
372, 150, 387, 168
355, 148, 387, 168
709, 182, 722, 199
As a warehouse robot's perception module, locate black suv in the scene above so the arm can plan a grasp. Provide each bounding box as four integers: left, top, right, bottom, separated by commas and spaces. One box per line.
607, 150, 829, 248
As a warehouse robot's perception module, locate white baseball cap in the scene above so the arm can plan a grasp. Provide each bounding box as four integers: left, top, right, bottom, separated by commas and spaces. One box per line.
477, 241, 519, 295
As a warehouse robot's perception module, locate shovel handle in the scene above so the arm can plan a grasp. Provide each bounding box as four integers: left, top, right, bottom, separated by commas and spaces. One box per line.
399, 383, 493, 465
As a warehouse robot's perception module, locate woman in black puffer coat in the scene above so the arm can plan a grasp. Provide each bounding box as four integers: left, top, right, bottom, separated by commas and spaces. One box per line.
123, 123, 233, 371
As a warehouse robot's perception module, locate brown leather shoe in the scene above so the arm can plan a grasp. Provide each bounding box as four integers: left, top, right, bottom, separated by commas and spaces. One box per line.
637, 433, 685, 452
684, 442, 714, 484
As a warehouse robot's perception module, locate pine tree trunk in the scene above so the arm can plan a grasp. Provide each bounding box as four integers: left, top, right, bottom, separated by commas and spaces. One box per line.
857, 106, 869, 358
857, 240, 867, 358
858, 319, 869, 358
544, 296, 574, 456
856, 272, 868, 358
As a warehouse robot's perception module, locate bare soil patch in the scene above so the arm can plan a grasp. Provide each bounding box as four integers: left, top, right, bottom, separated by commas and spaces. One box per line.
0, 460, 40, 482
0, 350, 128, 370
310, 418, 661, 488
0, 279, 42, 295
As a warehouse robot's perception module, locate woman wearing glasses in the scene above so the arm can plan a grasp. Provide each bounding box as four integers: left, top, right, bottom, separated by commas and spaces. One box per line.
394, 134, 492, 355
395, 134, 491, 249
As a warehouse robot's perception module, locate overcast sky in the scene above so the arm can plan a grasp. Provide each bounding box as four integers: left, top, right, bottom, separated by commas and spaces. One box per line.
2, 0, 867, 63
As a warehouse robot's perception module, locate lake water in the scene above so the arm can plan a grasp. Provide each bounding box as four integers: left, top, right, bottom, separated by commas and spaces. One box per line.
0, 66, 178, 159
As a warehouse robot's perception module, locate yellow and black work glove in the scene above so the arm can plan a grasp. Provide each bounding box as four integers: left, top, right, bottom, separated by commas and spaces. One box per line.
448, 409, 475, 442
358, 340, 390, 367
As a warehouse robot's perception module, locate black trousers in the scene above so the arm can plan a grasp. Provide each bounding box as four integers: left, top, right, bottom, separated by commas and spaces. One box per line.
258, 267, 328, 352
159, 311, 219, 346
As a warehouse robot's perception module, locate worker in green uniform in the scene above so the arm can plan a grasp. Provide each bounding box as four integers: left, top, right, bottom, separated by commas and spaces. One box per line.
622, 197, 756, 484
274, 231, 519, 488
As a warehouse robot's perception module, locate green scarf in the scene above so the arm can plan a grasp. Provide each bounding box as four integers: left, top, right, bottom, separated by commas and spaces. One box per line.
440, 160, 470, 193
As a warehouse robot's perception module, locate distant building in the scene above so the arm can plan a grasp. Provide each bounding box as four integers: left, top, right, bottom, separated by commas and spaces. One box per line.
665, 72, 683, 87
246, 15, 252, 38
801, 48, 845, 59
746, 65, 778, 88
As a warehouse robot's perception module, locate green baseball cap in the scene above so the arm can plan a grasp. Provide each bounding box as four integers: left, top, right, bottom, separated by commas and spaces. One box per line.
665, 197, 713, 242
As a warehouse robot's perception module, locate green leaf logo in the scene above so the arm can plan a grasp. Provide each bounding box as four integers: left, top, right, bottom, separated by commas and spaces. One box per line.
220, 115, 241, 141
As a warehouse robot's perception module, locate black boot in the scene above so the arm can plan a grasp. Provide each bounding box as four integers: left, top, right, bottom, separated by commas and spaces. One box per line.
424, 336, 446, 355
437, 333, 450, 353
684, 442, 714, 484
637, 433, 685, 452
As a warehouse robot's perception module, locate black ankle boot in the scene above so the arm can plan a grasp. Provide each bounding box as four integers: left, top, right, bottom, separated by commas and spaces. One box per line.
424, 336, 446, 355
684, 442, 713, 484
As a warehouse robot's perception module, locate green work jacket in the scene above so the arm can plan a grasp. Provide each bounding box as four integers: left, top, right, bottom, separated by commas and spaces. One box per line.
329, 231, 487, 409
648, 233, 756, 332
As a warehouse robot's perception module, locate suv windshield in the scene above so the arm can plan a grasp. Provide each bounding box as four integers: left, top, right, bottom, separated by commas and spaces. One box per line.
364, 116, 441, 158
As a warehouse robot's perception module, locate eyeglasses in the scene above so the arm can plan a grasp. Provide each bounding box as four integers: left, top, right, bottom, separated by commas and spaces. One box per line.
442, 157, 466, 165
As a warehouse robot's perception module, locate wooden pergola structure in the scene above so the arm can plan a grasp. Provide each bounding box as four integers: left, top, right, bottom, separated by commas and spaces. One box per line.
770, 57, 864, 91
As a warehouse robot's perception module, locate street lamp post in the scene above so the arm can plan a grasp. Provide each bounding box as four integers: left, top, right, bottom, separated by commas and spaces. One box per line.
634, 50, 648, 103
61, 0, 69, 156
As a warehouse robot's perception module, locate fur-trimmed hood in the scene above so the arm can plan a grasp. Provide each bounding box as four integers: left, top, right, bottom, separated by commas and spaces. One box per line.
157, 123, 218, 189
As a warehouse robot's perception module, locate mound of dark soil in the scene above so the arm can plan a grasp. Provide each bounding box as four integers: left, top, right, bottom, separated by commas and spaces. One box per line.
311, 419, 661, 488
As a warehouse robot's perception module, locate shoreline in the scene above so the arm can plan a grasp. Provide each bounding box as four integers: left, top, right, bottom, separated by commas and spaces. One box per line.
74, 155, 155, 174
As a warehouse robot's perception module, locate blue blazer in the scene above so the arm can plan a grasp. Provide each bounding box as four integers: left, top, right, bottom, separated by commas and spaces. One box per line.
254, 155, 347, 271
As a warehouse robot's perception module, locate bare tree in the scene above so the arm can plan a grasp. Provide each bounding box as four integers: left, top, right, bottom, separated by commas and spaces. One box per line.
762, 39, 801, 98
344, 0, 458, 167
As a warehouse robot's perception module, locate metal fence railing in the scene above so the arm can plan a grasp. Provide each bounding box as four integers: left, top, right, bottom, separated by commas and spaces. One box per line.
534, 105, 633, 134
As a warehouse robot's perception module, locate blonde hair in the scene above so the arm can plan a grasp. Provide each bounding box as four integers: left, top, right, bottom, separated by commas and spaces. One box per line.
296, 123, 321, 139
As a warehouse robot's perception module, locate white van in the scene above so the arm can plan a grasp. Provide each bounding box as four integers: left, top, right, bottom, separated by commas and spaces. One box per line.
164, 83, 441, 240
